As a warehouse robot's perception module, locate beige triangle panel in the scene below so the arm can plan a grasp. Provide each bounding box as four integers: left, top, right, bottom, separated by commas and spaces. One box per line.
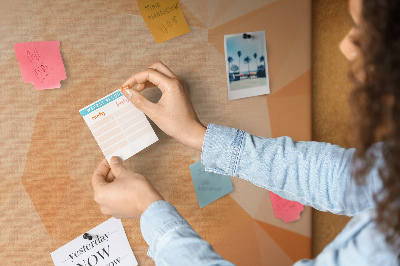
229, 178, 271, 217
209, 0, 277, 29
255, 219, 312, 262
0, 0, 44, 65
267, 70, 312, 141
22, 113, 70, 182
51, 179, 108, 241
22, 177, 70, 238
188, 195, 254, 247
254, 190, 312, 237
180, 0, 208, 28
180, 2, 206, 28
32, 0, 131, 31
0, 238, 53, 265
0, 184, 50, 246
0, 56, 40, 182
213, 219, 296, 265
212, 219, 263, 265
253, 221, 295, 265
0, 181, 19, 208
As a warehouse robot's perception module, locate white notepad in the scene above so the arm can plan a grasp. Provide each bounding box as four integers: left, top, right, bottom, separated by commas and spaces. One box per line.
79, 90, 158, 162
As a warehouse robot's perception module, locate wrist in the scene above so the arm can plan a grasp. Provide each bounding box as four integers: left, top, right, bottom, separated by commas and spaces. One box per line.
140, 194, 164, 217
187, 122, 207, 151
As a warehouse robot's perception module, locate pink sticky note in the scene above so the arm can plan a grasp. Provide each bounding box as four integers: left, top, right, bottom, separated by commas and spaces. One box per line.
269, 191, 304, 223
14, 41, 67, 90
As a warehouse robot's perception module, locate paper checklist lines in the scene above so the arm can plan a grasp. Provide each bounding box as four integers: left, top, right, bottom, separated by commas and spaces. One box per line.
80, 90, 158, 162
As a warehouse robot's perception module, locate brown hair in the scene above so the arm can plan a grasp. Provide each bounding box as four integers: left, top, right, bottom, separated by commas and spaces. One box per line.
349, 0, 400, 252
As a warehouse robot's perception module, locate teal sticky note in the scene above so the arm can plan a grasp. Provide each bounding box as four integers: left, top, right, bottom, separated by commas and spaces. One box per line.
189, 160, 233, 208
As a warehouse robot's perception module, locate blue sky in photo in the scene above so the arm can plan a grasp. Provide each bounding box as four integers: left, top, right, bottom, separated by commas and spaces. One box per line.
226, 32, 266, 73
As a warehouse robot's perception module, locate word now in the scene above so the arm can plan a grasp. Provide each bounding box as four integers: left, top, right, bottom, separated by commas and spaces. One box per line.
76, 245, 111, 266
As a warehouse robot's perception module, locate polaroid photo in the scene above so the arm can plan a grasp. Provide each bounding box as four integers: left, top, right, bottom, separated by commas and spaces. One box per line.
224, 31, 270, 100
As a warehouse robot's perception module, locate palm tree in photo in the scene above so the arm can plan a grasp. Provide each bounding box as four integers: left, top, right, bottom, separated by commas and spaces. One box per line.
227, 56, 234, 73
244, 56, 251, 78
260, 55, 266, 72
253, 53, 258, 73
237, 51, 242, 76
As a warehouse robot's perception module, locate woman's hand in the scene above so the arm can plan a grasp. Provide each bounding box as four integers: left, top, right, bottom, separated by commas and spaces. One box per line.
91, 156, 164, 219
120, 61, 206, 151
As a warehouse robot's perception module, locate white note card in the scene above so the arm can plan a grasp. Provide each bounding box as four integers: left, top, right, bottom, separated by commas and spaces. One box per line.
51, 218, 138, 266
79, 89, 158, 162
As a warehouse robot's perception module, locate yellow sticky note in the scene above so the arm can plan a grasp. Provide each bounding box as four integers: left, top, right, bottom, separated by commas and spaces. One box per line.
137, 0, 191, 44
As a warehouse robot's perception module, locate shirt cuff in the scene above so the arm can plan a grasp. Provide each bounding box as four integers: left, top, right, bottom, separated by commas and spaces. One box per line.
140, 200, 191, 260
201, 123, 245, 177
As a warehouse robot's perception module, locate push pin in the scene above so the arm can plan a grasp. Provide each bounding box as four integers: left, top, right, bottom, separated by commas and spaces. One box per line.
242, 33, 252, 39
83, 233, 97, 241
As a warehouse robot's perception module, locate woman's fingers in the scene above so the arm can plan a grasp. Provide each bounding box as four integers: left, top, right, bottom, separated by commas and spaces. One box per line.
92, 158, 110, 189
120, 68, 174, 94
147, 61, 177, 79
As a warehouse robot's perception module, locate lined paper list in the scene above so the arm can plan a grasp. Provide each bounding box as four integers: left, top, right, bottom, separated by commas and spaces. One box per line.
79, 90, 158, 162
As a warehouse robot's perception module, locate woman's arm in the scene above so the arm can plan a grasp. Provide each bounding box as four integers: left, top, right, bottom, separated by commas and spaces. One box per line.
202, 124, 382, 216
140, 201, 235, 266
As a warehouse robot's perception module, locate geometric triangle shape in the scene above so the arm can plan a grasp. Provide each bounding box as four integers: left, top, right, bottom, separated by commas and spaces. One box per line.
180, 2, 206, 28
254, 192, 312, 238
0, 55, 40, 182
212, 220, 263, 265
22, 177, 70, 237
180, 0, 209, 28
22, 115, 70, 182
229, 177, 270, 217
253, 221, 295, 265
0, 181, 19, 207
267, 70, 311, 140
0, 238, 53, 265
255, 219, 311, 262
51, 179, 107, 243
0, 183, 50, 246
209, 0, 276, 29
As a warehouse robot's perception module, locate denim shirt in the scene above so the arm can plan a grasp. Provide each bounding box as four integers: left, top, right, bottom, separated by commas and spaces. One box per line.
140, 124, 399, 265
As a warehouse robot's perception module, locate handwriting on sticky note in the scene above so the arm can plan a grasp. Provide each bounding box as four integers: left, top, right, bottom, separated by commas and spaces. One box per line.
51, 218, 138, 266
137, 0, 191, 43
189, 161, 233, 209
14, 41, 67, 90
269, 191, 304, 223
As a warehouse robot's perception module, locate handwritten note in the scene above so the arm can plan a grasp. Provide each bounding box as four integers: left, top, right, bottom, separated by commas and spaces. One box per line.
51, 218, 138, 266
269, 192, 304, 223
189, 161, 233, 209
137, 0, 191, 43
79, 90, 158, 162
14, 41, 67, 90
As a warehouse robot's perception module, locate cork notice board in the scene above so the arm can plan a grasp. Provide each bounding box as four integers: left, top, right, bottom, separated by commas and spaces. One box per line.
0, 0, 311, 265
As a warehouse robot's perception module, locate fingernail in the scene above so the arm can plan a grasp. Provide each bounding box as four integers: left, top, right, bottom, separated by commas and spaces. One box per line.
110, 156, 122, 165
125, 89, 133, 100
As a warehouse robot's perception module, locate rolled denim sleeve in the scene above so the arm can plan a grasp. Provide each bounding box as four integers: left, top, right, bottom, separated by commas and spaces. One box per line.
140, 200, 235, 265
201, 124, 382, 216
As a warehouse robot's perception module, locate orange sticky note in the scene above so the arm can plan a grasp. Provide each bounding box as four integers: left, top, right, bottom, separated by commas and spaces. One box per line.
137, 0, 191, 44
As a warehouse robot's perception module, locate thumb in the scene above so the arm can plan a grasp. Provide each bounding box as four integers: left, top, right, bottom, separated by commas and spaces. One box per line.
126, 89, 155, 116
109, 156, 127, 177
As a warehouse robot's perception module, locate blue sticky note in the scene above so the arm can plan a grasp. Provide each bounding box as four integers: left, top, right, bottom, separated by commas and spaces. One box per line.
189, 160, 233, 208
